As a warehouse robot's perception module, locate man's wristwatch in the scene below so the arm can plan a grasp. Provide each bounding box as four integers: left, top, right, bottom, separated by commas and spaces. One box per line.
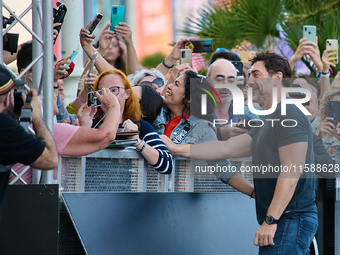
265, 215, 279, 225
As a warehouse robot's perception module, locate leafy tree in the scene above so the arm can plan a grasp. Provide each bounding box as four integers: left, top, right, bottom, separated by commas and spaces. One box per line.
181, 0, 340, 76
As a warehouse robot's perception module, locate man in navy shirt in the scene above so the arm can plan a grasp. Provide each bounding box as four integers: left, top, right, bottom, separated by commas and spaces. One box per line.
163, 51, 318, 255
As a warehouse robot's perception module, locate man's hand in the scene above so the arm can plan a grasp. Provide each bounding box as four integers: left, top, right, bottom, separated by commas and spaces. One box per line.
29, 89, 42, 120
219, 124, 248, 140
253, 222, 277, 247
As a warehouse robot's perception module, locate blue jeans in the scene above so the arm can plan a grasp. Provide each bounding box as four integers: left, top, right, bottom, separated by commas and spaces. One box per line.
259, 212, 318, 255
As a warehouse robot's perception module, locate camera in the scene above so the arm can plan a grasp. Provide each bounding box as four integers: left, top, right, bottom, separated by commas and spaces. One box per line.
184, 39, 213, 53
87, 90, 102, 107
14, 89, 32, 114
3, 15, 19, 54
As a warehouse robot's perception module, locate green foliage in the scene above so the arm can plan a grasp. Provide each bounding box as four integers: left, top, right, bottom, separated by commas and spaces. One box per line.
181, 0, 340, 76
141, 52, 166, 69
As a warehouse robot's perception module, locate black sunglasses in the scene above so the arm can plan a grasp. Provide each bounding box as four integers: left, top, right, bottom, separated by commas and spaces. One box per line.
138, 77, 164, 88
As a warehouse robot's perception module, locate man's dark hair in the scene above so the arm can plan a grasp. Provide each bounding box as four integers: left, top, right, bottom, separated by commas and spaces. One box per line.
250, 51, 291, 87
16, 41, 32, 73
209, 51, 241, 65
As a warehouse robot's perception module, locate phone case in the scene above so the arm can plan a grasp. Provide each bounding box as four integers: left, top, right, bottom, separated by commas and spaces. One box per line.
327, 100, 340, 126
86, 13, 103, 34
110, 6, 125, 33
180, 49, 192, 67
303, 25, 316, 44
326, 39, 338, 64
185, 39, 212, 53
231, 61, 243, 76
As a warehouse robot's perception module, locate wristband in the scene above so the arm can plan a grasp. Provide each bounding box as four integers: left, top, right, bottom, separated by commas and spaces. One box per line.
162, 59, 174, 69
321, 72, 330, 77
77, 96, 86, 104
54, 86, 60, 89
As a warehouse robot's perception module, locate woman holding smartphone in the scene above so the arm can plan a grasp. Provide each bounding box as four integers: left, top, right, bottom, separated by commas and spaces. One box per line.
313, 89, 340, 160
78, 28, 173, 174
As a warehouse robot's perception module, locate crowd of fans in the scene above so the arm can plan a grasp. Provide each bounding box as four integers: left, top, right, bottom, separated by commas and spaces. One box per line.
2, 5, 340, 253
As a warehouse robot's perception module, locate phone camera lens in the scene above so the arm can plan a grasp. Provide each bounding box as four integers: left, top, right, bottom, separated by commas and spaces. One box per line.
304, 27, 307, 31
308, 32, 311, 34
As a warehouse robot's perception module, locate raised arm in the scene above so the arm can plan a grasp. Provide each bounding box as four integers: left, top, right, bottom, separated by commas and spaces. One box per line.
115, 22, 144, 75
29, 90, 58, 170
79, 27, 115, 73
62, 88, 120, 156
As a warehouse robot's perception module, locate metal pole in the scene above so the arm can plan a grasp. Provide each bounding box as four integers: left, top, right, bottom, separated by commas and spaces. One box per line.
0, 2, 3, 64
32, 0, 45, 184
61, 0, 84, 105
40, 0, 54, 184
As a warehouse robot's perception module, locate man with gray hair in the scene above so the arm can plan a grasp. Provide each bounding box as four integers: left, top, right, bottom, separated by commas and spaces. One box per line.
206, 59, 253, 140
128, 68, 166, 95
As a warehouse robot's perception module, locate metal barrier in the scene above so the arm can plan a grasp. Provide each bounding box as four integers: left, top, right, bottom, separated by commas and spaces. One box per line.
58, 148, 253, 194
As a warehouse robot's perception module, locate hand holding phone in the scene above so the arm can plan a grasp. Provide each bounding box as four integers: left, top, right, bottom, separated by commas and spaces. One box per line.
327, 100, 340, 127
302, 25, 316, 47
110, 6, 125, 33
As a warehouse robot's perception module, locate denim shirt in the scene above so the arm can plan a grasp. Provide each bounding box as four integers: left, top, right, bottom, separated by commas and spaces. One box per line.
153, 105, 234, 181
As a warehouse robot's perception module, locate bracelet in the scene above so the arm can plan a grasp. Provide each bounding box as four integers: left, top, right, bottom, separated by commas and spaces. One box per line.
77, 96, 86, 104
162, 59, 174, 69
54, 86, 60, 89
134, 139, 143, 148
250, 189, 255, 199
136, 140, 146, 152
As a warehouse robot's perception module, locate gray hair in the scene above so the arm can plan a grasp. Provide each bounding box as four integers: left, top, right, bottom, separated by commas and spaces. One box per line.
128, 68, 166, 86
206, 59, 237, 77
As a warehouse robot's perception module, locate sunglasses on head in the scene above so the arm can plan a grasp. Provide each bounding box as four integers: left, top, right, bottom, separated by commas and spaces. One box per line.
138, 77, 164, 88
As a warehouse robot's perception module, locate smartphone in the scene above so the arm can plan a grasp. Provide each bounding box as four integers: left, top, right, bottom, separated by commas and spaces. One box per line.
327, 100, 340, 127
231, 61, 243, 76
110, 6, 125, 33
66, 49, 79, 67
185, 39, 213, 53
53, 3, 67, 44
87, 90, 102, 107
326, 39, 338, 64
302, 25, 316, 46
86, 13, 103, 34
179, 49, 192, 67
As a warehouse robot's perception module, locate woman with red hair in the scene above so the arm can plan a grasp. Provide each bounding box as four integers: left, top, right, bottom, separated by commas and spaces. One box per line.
77, 28, 173, 174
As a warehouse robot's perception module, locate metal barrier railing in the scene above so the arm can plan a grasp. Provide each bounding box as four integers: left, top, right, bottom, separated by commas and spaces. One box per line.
58, 148, 253, 193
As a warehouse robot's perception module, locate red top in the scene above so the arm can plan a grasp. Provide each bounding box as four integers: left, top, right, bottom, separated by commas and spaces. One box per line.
164, 115, 190, 138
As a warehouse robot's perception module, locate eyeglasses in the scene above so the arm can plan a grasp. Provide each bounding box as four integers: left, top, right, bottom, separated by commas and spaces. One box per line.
216, 48, 240, 58
138, 77, 164, 88
108, 86, 125, 95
